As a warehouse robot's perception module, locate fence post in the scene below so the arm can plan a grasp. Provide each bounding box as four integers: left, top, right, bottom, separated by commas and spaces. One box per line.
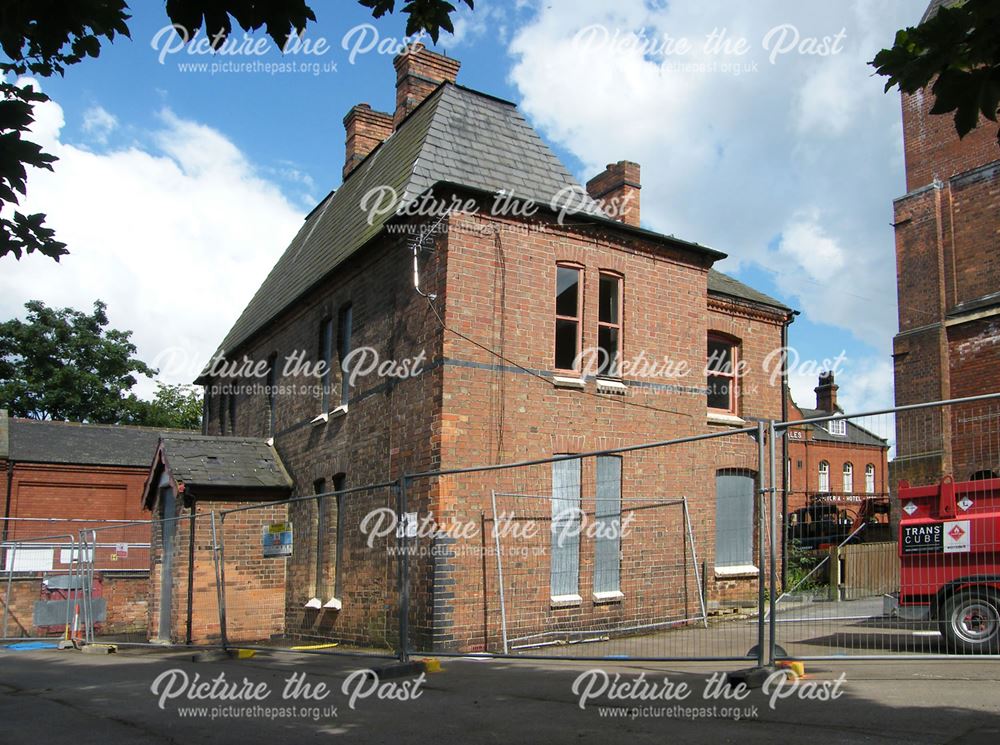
768, 420, 779, 665
397, 476, 410, 663
88, 530, 99, 643
2, 542, 15, 639
79, 531, 92, 644
210, 512, 229, 649
490, 490, 510, 653
755, 420, 766, 667
828, 544, 841, 602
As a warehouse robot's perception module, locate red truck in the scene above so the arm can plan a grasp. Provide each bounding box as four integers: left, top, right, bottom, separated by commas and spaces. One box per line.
887, 476, 1000, 653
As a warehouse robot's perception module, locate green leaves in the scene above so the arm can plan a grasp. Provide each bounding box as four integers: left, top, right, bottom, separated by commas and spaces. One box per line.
0, 0, 130, 78
0, 300, 155, 422
0, 81, 65, 260
871, 0, 1000, 143
359, 0, 475, 43
163, 0, 317, 50
123, 383, 204, 429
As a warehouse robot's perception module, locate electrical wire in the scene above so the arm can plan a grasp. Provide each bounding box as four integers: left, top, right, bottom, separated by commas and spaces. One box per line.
422, 289, 693, 419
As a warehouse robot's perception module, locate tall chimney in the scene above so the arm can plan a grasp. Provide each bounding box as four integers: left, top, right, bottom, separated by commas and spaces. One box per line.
343, 103, 393, 179
815, 371, 839, 412
393, 43, 461, 129
585, 161, 641, 227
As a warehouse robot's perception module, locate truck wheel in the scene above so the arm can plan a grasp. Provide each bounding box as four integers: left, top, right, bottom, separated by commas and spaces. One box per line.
942, 590, 1000, 654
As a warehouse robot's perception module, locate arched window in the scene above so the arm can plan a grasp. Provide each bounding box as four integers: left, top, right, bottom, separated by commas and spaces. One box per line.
971, 469, 998, 481
843, 463, 853, 494
865, 464, 875, 494
818, 461, 830, 493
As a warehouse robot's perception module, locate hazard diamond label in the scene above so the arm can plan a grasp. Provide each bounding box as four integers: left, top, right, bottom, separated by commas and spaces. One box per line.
903, 501, 918, 516
958, 497, 974, 511
943, 520, 971, 554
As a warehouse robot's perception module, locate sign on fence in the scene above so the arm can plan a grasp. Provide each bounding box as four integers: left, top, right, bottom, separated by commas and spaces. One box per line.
262, 522, 293, 557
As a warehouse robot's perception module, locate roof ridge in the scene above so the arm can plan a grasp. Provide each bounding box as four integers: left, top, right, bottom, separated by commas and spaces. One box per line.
12, 418, 195, 434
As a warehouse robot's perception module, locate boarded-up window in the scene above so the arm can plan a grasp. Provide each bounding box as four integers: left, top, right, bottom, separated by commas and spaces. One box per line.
715, 471, 755, 568
551, 457, 581, 597
594, 455, 622, 594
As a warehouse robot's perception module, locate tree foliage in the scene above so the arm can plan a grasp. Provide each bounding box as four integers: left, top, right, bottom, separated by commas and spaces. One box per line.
0, 299, 155, 422
0, 0, 473, 262
359, 0, 474, 43
126, 382, 203, 430
872, 0, 1000, 144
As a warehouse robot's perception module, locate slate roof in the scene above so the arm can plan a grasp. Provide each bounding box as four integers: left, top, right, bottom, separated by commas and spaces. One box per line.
707, 269, 791, 312
204, 82, 727, 372
796, 407, 889, 448
7, 418, 170, 467
0, 412, 8, 460
921, 0, 959, 23
155, 434, 292, 492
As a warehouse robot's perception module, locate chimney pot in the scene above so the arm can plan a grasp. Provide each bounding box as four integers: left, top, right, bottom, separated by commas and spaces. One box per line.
585, 160, 641, 227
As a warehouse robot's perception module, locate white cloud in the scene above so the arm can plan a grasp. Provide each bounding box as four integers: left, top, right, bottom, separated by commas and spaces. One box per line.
776, 215, 846, 278
440, 0, 511, 47
81, 105, 118, 144
507, 0, 923, 399
1, 85, 305, 398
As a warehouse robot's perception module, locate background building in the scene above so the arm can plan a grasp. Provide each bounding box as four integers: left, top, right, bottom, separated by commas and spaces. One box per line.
891, 1, 1000, 486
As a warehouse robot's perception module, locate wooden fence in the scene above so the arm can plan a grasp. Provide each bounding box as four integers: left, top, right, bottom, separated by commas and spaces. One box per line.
836, 541, 899, 601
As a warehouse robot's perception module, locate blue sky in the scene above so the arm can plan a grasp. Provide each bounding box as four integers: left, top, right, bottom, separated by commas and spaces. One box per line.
1, 0, 928, 412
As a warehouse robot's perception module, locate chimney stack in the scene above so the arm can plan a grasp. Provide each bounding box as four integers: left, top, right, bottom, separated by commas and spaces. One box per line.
343, 103, 393, 179
393, 43, 461, 129
815, 371, 839, 412
585, 161, 641, 227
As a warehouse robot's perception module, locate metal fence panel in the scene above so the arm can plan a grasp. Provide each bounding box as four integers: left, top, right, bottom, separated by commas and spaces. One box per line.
401, 426, 767, 661
215, 483, 399, 658
771, 394, 1000, 660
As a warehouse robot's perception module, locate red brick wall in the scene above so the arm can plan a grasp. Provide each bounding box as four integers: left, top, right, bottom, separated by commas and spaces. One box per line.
892, 83, 1000, 491
5, 463, 151, 541
422, 209, 786, 650
1, 575, 147, 638
148, 497, 288, 645
201, 221, 446, 648
901, 89, 999, 193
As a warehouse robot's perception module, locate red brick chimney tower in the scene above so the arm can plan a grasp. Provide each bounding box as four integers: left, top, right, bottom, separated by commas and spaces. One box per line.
343, 103, 394, 179
815, 371, 840, 413
393, 43, 461, 129
585, 161, 641, 227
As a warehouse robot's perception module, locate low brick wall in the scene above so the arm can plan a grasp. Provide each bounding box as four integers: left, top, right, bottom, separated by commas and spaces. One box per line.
1, 573, 148, 638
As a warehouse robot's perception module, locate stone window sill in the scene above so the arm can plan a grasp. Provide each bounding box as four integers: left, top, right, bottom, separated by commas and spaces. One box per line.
552, 375, 585, 389
593, 590, 625, 604
596, 379, 627, 395
714, 565, 759, 578
707, 411, 746, 427
550, 594, 583, 608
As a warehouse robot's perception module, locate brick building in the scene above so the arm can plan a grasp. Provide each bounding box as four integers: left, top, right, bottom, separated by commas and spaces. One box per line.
891, 0, 1000, 486
195, 45, 795, 651
142, 434, 292, 644
784, 373, 890, 517
1, 414, 167, 638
